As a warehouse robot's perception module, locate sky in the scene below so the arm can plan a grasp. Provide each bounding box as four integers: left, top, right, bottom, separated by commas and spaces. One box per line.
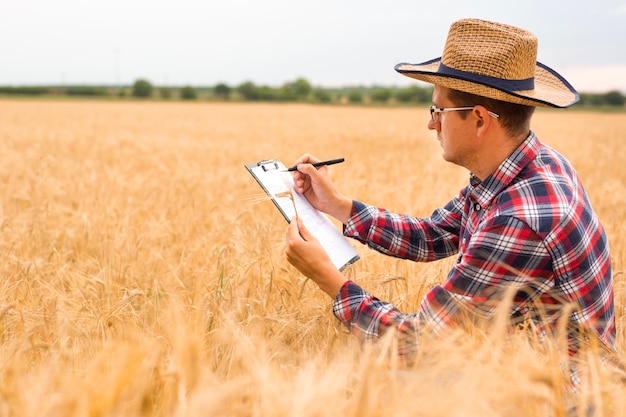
1, 0, 625, 93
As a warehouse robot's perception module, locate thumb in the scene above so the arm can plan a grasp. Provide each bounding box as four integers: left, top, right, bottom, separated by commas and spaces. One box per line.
287, 216, 301, 240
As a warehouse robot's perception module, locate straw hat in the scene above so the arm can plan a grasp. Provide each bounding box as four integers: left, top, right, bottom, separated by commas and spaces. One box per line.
395, 18, 579, 108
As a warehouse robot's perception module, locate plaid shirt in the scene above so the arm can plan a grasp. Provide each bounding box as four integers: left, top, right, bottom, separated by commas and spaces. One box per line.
334, 132, 615, 354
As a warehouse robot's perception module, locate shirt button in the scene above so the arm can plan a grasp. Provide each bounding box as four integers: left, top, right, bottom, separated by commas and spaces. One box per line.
475, 203, 481, 211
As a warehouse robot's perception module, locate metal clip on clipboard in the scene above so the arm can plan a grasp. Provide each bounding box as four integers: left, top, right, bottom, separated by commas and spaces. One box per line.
257, 160, 280, 172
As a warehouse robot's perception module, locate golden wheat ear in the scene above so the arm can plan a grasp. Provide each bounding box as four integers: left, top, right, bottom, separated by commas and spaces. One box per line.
274, 190, 298, 219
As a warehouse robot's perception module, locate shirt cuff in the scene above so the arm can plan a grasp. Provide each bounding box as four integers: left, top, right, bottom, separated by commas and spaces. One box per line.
343, 200, 373, 244
332, 280, 371, 326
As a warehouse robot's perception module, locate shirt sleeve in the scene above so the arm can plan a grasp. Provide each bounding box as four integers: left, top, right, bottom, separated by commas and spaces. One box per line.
343, 198, 464, 262
332, 280, 423, 357
427, 214, 554, 325
333, 214, 553, 349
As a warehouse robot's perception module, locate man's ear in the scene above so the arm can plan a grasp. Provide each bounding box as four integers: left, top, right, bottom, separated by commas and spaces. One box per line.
474, 106, 493, 134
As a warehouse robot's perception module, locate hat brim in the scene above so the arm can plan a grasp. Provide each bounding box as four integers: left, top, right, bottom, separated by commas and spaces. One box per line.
395, 58, 579, 108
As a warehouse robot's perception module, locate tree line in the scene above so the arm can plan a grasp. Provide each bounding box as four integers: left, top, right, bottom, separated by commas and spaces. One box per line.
0, 78, 624, 108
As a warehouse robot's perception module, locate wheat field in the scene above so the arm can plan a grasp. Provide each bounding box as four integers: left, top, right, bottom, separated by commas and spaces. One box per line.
0, 99, 624, 416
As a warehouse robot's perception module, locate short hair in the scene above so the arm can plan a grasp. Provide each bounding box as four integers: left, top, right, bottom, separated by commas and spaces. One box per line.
446, 89, 535, 137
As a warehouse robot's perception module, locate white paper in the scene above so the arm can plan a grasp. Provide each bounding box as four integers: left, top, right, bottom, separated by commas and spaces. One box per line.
246, 160, 359, 271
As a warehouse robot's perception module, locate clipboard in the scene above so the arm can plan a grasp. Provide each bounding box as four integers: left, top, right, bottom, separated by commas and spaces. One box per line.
245, 159, 359, 271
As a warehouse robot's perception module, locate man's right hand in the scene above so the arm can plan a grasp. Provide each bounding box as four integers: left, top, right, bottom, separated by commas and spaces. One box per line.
291, 153, 353, 224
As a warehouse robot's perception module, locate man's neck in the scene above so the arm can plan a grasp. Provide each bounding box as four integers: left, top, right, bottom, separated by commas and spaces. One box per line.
470, 130, 530, 181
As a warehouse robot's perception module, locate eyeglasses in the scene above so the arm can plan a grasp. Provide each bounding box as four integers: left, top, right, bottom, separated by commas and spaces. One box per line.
429, 104, 500, 122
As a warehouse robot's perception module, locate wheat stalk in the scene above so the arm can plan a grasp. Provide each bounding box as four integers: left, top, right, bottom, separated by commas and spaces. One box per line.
274, 189, 298, 219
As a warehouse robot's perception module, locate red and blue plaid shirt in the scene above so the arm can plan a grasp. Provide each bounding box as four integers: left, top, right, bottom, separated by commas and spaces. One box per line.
334, 132, 615, 355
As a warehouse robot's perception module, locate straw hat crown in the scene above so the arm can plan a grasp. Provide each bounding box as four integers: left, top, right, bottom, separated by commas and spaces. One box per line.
395, 18, 579, 108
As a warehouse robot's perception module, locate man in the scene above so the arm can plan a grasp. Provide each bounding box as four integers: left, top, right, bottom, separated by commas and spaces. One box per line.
285, 18, 615, 359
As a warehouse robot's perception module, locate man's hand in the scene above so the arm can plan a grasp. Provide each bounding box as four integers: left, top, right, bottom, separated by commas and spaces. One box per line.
285, 216, 347, 298
291, 154, 352, 224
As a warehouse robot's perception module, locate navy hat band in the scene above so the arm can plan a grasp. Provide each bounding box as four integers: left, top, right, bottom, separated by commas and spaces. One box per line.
438, 62, 535, 92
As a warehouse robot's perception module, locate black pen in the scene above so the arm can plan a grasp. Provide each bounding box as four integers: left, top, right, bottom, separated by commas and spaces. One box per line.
283, 157, 345, 172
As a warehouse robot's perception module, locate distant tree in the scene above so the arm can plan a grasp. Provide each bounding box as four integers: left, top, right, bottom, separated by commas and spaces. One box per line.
416, 86, 433, 103
132, 79, 153, 97
370, 88, 392, 103
281, 78, 312, 101
579, 93, 604, 107
577, 93, 598, 107
314, 88, 332, 103
160, 87, 172, 99
348, 90, 363, 104
603, 90, 625, 106
258, 86, 277, 101
395, 86, 418, 103
0, 86, 50, 95
64, 86, 107, 96
180, 85, 197, 100
394, 85, 433, 104
214, 83, 231, 100
238, 81, 259, 100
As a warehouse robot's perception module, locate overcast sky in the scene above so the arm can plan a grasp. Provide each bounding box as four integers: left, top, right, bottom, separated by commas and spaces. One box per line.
2, 0, 625, 93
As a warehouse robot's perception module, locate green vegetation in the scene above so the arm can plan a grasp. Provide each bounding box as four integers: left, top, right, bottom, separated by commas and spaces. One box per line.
160, 86, 172, 99
132, 79, 153, 98
65, 86, 108, 96
280, 78, 312, 101
214, 83, 231, 100
0, 78, 623, 110
579, 90, 625, 108
0, 86, 51, 95
180, 86, 197, 100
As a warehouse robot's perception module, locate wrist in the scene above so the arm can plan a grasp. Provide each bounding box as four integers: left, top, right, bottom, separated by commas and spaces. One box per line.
315, 268, 348, 298
329, 194, 353, 224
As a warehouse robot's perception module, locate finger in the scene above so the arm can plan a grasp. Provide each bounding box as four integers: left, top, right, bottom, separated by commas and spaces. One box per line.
287, 216, 301, 241
295, 216, 315, 241
296, 161, 323, 178
293, 178, 305, 194
293, 161, 320, 193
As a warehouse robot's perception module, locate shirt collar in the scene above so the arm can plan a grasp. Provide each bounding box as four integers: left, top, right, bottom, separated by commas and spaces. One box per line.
468, 131, 539, 209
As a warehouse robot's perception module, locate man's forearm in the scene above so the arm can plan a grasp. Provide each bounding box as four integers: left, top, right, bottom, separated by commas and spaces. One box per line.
326, 194, 354, 225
